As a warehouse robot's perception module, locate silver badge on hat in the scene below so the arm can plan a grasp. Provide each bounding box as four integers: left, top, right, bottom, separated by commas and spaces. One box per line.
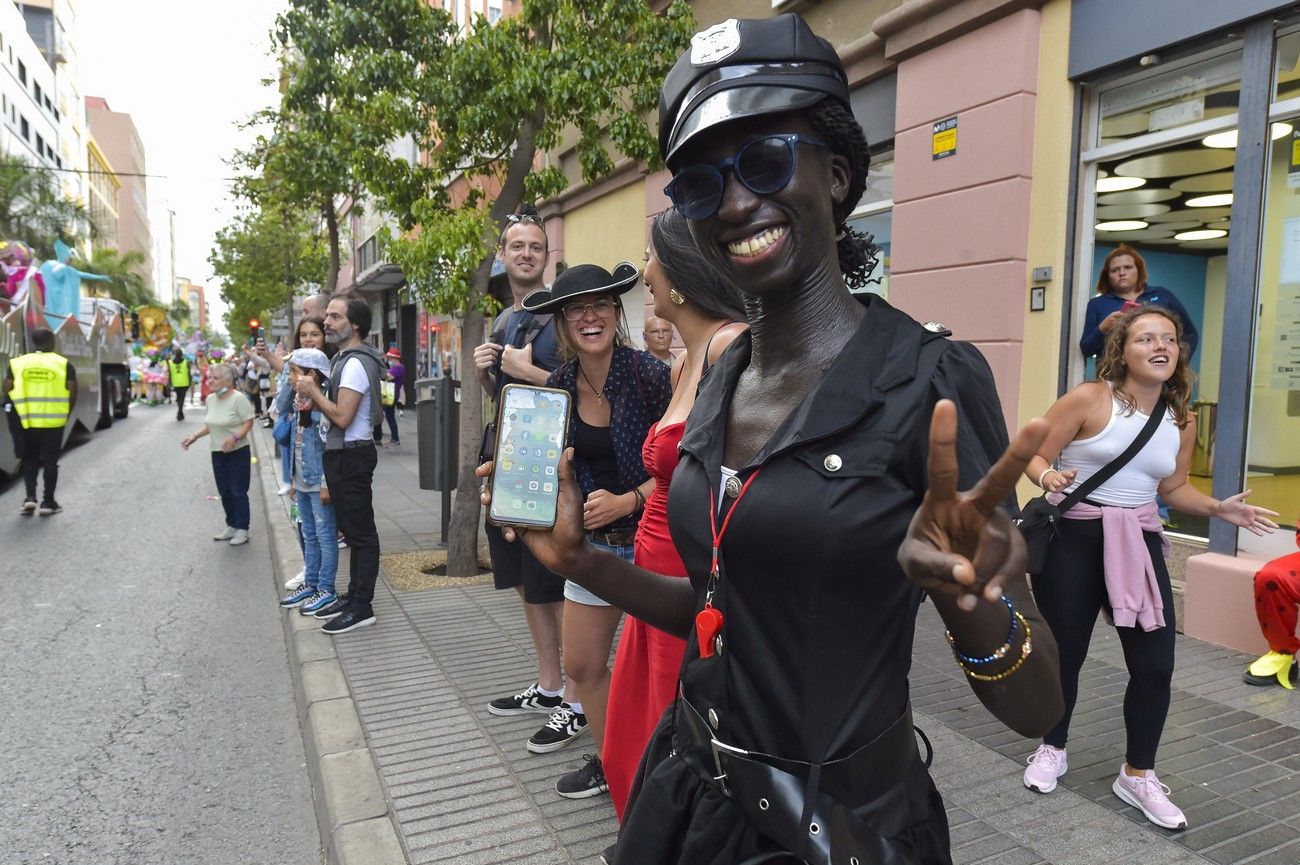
691, 19, 741, 67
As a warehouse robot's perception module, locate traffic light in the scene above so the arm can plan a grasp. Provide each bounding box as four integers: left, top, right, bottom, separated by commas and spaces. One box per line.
248, 318, 260, 330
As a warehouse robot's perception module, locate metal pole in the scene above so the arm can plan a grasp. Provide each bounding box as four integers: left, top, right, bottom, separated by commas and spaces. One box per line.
1209, 19, 1273, 554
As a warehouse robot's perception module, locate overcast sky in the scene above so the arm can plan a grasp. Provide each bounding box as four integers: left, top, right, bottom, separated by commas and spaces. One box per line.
76, 0, 286, 329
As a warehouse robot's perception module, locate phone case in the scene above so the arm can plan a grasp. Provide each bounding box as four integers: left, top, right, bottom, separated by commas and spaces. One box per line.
486, 384, 571, 530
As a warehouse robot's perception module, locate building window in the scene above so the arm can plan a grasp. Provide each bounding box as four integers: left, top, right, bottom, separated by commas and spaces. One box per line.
20, 116, 29, 141
35, 133, 44, 155
18, 60, 26, 85
488, 2, 502, 23
33, 82, 42, 104
846, 152, 894, 299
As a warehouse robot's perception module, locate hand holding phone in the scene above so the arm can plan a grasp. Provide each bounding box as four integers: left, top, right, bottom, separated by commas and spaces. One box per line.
1121, 300, 1141, 311
486, 384, 571, 529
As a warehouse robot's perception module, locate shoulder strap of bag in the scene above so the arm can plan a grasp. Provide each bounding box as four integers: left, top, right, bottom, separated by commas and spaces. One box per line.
1058, 397, 1168, 511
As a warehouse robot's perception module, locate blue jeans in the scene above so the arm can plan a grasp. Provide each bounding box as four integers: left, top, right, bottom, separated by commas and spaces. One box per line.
564, 539, 634, 606
296, 489, 338, 594
211, 448, 251, 530
280, 443, 292, 485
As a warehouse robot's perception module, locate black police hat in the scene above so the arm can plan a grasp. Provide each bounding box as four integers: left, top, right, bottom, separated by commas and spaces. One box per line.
521, 262, 640, 315
658, 14, 850, 168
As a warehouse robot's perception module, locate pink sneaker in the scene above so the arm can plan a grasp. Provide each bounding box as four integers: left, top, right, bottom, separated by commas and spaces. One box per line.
1112, 766, 1187, 829
1023, 744, 1067, 793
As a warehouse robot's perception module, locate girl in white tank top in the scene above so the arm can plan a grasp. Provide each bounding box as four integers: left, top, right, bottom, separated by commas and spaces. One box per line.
1056, 388, 1180, 508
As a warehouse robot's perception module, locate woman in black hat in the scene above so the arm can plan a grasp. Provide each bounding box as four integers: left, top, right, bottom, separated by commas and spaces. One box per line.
484, 14, 1062, 865
519, 263, 672, 798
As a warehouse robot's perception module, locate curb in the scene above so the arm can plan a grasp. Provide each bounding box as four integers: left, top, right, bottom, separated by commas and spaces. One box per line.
251, 427, 408, 865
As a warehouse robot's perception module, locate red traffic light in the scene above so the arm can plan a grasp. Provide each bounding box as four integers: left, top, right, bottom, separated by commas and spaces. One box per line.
248, 318, 260, 328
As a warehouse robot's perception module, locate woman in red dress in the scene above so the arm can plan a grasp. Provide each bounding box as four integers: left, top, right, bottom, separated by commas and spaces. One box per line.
603, 208, 747, 819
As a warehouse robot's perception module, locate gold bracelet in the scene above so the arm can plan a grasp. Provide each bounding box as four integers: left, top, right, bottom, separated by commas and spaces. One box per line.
956, 613, 1033, 682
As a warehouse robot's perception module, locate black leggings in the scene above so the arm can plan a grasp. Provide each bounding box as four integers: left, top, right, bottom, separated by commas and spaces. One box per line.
1033, 517, 1175, 770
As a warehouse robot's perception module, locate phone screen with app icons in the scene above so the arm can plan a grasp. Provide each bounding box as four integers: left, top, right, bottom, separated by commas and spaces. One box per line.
488, 384, 571, 529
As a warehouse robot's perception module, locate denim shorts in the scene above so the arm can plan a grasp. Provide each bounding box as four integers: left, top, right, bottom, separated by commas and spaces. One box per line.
564, 538, 634, 607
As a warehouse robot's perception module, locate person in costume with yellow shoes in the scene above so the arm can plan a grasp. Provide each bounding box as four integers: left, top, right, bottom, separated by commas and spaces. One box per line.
4, 327, 76, 515
1245, 522, 1300, 689
168, 348, 193, 421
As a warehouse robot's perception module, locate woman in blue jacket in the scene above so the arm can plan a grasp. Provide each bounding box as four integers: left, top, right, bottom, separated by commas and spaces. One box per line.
1081, 245, 1199, 361
279, 348, 339, 615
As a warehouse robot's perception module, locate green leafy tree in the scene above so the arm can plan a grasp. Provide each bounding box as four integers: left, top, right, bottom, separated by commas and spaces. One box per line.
169, 298, 193, 329
347, 0, 692, 576
74, 247, 154, 308
209, 194, 328, 345
0, 153, 93, 257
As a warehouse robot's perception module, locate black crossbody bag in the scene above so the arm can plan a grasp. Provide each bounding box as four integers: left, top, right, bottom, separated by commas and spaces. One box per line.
1017, 397, 1167, 576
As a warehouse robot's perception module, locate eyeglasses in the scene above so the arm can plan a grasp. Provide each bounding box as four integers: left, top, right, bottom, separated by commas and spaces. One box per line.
561, 298, 617, 321
663, 134, 829, 220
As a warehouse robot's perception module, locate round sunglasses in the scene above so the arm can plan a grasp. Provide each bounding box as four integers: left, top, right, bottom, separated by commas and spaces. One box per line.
664, 134, 829, 221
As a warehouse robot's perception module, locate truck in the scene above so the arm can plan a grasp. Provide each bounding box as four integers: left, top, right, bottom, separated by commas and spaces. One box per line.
0, 290, 132, 477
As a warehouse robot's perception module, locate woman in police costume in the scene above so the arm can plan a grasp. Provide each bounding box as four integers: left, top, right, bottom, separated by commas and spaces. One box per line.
484, 15, 1063, 865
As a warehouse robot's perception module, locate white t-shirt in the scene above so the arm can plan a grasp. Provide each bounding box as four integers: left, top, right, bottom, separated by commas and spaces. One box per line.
337, 357, 374, 442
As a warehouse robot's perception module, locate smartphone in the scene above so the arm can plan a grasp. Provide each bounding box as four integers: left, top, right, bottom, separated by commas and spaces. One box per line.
487, 384, 571, 529
246, 335, 256, 348
1121, 300, 1141, 311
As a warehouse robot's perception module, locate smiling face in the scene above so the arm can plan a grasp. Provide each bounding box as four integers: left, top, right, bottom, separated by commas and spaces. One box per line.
1123, 312, 1180, 384
560, 293, 619, 360
297, 320, 325, 350
673, 111, 850, 301
498, 222, 548, 290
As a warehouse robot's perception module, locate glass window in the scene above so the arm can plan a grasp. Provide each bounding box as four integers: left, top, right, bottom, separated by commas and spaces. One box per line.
846, 153, 893, 298
1276, 29, 1300, 102
1241, 111, 1300, 552
1096, 49, 1241, 147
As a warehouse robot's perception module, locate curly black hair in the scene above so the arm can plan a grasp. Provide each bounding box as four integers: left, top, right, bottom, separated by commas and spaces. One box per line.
805, 99, 880, 290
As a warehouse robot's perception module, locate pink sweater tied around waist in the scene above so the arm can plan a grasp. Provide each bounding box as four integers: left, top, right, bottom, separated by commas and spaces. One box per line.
1046, 493, 1170, 632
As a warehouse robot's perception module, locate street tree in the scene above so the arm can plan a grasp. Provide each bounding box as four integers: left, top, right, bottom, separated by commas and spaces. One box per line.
209, 194, 328, 345
0, 154, 93, 258
354, 0, 692, 576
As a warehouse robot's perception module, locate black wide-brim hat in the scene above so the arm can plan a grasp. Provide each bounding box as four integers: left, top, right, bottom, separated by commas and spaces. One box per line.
658, 14, 850, 169
521, 262, 640, 315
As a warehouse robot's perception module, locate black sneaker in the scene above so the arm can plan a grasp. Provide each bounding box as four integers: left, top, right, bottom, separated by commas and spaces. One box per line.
313, 596, 352, 620
488, 682, 564, 717
555, 754, 608, 799
38, 501, 62, 516
600, 841, 618, 865
527, 703, 588, 754
322, 606, 375, 634
20, 499, 36, 515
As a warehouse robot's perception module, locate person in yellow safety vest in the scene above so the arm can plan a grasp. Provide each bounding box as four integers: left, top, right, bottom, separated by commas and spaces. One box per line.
3, 327, 77, 515
168, 348, 193, 421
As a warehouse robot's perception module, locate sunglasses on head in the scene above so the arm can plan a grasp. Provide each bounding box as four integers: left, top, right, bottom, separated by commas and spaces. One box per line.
506, 213, 544, 226
664, 134, 829, 221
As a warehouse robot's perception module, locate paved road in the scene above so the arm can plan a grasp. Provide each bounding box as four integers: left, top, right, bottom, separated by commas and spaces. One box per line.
0, 403, 320, 865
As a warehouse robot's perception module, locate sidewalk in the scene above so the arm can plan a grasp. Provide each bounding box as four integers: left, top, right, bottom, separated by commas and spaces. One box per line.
254, 412, 1300, 865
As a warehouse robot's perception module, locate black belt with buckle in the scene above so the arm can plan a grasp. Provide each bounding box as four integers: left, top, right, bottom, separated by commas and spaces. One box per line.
341, 439, 376, 450
674, 696, 927, 865
587, 529, 635, 547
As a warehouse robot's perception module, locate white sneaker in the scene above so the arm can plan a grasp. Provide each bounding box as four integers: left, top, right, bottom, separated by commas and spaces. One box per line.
213, 526, 236, 541
1023, 744, 1068, 793
284, 569, 306, 590
276, 483, 292, 496
1112, 766, 1187, 829
229, 529, 250, 546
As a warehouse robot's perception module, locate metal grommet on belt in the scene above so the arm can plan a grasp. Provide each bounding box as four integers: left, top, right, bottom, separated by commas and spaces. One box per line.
714, 634, 724, 656
850, 858, 859, 865
758, 797, 770, 811
707, 708, 720, 729
823, 454, 842, 472
724, 474, 742, 498
809, 822, 820, 836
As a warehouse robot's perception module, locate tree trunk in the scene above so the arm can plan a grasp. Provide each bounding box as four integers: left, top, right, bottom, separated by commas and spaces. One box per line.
323, 196, 340, 295
444, 261, 493, 578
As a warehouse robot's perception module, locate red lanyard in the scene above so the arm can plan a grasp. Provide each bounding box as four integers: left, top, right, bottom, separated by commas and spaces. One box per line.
697, 468, 762, 658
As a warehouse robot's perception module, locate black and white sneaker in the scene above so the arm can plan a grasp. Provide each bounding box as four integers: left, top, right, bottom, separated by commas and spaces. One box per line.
20, 499, 36, 515
488, 682, 564, 717
555, 754, 608, 799
527, 703, 588, 754
38, 500, 62, 516
312, 596, 351, 620
322, 606, 375, 635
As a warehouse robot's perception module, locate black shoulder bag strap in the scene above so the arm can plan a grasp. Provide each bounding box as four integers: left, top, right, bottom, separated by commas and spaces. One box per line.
1056, 396, 1168, 512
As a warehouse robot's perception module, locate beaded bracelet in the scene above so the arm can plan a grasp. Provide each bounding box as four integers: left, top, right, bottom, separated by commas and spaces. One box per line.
633, 487, 647, 512
945, 595, 1017, 665
960, 616, 1033, 682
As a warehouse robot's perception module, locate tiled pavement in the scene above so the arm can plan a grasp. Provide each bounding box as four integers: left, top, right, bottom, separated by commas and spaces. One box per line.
280, 413, 1300, 864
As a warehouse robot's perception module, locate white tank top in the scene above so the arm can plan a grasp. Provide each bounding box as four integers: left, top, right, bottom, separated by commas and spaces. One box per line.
1057, 391, 1180, 508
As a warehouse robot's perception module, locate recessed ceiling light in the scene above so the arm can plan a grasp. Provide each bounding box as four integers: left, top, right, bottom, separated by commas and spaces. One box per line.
1173, 229, 1228, 241
1186, 193, 1234, 207
1201, 123, 1294, 149
1096, 220, 1149, 231
1097, 176, 1146, 192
